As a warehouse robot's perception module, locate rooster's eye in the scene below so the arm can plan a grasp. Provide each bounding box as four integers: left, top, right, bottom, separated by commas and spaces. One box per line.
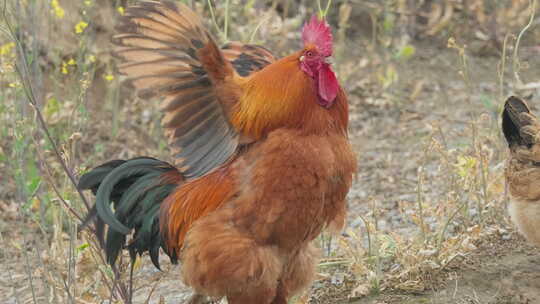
305, 51, 314, 57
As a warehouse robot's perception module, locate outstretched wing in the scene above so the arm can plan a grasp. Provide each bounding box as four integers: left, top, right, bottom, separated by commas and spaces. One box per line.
114, 1, 275, 179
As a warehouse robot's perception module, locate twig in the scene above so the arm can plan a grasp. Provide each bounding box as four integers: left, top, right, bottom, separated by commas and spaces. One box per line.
206, 0, 224, 39
85, 237, 117, 300
67, 222, 77, 304
224, 0, 229, 41
129, 261, 135, 304
0, 0, 91, 212
512, 0, 537, 87
34, 143, 86, 224
21, 233, 38, 304
497, 34, 510, 102
111, 263, 129, 303
357, 214, 372, 257
436, 201, 467, 258
0, 230, 23, 304
249, 12, 270, 43
144, 265, 175, 304
317, 0, 333, 18
416, 166, 427, 244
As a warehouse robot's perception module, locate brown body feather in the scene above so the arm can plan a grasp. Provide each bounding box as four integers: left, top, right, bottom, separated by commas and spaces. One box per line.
180, 129, 355, 302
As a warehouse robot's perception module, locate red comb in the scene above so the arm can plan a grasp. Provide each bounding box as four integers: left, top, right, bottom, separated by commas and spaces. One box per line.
301, 15, 333, 57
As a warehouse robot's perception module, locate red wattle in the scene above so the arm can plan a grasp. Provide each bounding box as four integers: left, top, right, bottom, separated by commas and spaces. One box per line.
318, 64, 338, 107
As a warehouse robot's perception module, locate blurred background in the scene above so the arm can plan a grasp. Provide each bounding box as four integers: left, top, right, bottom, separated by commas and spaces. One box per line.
1, 0, 539, 303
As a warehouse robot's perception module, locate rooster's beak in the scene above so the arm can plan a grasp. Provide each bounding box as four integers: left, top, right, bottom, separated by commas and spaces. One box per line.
324, 57, 333, 65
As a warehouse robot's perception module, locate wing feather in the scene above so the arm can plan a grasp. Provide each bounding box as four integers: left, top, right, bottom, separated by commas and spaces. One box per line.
114, 0, 238, 179
90, 0, 283, 266
115, 1, 278, 179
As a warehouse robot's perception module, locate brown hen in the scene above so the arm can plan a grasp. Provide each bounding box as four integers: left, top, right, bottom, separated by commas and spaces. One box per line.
502, 96, 540, 246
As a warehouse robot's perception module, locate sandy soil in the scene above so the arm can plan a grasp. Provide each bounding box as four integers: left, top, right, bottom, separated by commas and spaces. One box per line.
350, 236, 540, 304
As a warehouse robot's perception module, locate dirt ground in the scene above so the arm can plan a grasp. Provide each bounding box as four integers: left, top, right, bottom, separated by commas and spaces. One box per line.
124, 235, 540, 304
2, 2, 540, 304
347, 236, 540, 304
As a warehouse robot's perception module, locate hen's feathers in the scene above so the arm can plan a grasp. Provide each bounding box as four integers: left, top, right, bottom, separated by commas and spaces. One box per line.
502, 96, 537, 148
502, 96, 540, 247
502, 96, 540, 177
113, 1, 275, 179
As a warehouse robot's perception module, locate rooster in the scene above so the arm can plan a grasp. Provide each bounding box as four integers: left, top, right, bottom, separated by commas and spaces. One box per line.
502, 96, 540, 246
79, 1, 357, 303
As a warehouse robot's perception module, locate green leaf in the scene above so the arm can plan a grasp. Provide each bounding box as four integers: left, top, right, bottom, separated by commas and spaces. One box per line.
26, 162, 41, 195
77, 242, 90, 252
396, 45, 416, 61
45, 97, 60, 118
383, 14, 395, 33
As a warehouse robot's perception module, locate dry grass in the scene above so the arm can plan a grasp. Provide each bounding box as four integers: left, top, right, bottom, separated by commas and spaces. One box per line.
0, 0, 539, 303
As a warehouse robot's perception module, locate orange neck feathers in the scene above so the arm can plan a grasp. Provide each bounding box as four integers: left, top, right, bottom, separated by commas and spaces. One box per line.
231, 52, 348, 140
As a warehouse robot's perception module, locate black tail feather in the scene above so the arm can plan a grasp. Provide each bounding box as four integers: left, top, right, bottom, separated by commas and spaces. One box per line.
78, 157, 181, 268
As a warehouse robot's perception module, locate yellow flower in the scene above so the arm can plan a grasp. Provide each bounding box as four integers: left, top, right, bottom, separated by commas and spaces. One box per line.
84, 0, 92, 6
51, 0, 65, 19
117, 6, 125, 15
454, 155, 477, 178
0, 42, 15, 56
88, 55, 96, 63
61, 61, 69, 74
104, 74, 115, 82
9, 82, 20, 88
60, 58, 76, 75
75, 21, 88, 34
